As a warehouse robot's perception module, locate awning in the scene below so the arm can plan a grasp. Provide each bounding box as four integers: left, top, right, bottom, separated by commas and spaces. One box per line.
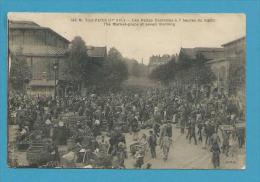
9, 45, 67, 57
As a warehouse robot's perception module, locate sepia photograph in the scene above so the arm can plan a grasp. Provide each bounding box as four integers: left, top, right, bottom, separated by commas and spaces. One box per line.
7, 13, 245, 169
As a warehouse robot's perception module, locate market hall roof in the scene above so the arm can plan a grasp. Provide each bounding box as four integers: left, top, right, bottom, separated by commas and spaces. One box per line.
221, 36, 246, 47
9, 21, 107, 58
9, 20, 70, 44
9, 21, 40, 28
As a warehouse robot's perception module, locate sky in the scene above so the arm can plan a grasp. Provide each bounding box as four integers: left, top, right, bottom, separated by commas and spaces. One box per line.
8, 13, 245, 64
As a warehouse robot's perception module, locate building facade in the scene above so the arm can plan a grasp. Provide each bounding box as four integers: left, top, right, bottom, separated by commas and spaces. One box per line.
9, 21, 70, 97
175, 47, 224, 90
9, 21, 108, 97
178, 47, 224, 62
148, 54, 175, 74
206, 36, 245, 98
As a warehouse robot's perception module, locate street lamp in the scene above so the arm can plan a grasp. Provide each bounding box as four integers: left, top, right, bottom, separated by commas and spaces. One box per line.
195, 75, 199, 97
53, 62, 59, 98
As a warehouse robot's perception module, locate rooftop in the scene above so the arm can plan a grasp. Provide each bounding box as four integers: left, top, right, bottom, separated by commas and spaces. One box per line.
222, 36, 246, 47
9, 20, 40, 28
9, 20, 70, 43
87, 46, 107, 58
180, 47, 224, 60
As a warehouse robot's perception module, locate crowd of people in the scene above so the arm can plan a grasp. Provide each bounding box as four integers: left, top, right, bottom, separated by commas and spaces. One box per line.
9, 85, 245, 168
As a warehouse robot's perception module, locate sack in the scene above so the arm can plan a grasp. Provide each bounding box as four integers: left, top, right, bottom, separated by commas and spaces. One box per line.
62, 151, 75, 162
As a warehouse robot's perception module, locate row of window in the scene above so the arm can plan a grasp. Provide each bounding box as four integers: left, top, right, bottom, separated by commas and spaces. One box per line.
9, 29, 68, 48
26, 57, 61, 80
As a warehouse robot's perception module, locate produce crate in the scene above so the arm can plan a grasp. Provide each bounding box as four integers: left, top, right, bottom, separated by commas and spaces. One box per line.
26, 142, 51, 166
16, 143, 29, 151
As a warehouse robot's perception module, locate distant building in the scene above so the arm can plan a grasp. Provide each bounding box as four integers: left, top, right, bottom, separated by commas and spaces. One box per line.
176, 47, 224, 91
177, 39, 245, 104
86, 46, 107, 61
148, 54, 175, 74
206, 37, 245, 100
9, 20, 70, 96
178, 47, 224, 62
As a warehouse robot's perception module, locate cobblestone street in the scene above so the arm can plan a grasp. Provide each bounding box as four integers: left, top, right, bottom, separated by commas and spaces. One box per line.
124, 127, 245, 169
10, 125, 245, 169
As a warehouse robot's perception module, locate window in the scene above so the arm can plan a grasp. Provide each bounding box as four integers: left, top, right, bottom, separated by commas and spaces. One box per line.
34, 30, 45, 45
12, 30, 23, 45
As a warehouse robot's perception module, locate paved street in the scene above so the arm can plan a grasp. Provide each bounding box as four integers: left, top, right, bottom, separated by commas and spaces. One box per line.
124, 126, 245, 169
9, 124, 245, 169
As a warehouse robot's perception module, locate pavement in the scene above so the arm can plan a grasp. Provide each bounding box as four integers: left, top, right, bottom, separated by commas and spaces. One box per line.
9, 124, 245, 169
123, 126, 245, 169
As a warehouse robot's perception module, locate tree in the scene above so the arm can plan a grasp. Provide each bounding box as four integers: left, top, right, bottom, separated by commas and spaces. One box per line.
188, 53, 216, 86
9, 53, 31, 92
107, 47, 123, 61
65, 36, 88, 82
149, 53, 216, 86
131, 61, 141, 77
102, 48, 128, 90
64, 36, 106, 91
64, 42, 128, 92
149, 57, 177, 84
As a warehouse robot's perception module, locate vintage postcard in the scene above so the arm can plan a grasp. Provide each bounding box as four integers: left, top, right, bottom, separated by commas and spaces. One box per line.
8, 13, 245, 169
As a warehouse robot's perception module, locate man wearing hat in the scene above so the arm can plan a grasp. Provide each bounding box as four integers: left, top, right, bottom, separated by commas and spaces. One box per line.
134, 149, 144, 168
116, 142, 127, 168
180, 107, 186, 134
147, 130, 157, 159
93, 119, 101, 137
189, 114, 197, 145
131, 115, 139, 141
